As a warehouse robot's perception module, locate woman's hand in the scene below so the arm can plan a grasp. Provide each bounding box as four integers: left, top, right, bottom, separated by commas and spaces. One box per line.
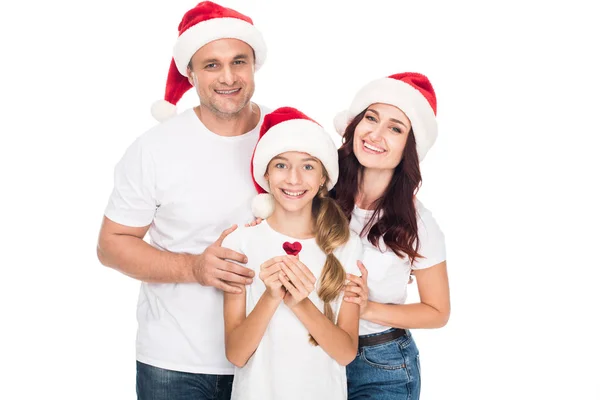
279, 256, 317, 308
259, 256, 286, 300
344, 260, 369, 316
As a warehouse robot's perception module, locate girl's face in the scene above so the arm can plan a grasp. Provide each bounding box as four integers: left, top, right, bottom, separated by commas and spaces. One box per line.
352, 103, 412, 171
265, 151, 326, 215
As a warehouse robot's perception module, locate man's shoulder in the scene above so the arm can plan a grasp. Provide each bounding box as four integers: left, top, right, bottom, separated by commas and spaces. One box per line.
130, 109, 197, 148
256, 103, 273, 118
221, 224, 265, 251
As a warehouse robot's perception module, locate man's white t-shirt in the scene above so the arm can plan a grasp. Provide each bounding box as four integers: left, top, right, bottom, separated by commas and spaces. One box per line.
222, 221, 363, 400
350, 199, 446, 335
104, 106, 268, 374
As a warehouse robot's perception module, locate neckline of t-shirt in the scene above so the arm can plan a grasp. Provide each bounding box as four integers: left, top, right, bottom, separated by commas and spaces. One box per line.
186, 104, 265, 142
353, 204, 375, 217
353, 198, 424, 217
262, 219, 317, 244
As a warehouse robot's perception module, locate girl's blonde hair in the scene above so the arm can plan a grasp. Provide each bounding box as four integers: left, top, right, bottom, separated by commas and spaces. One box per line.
308, 168, 350, 346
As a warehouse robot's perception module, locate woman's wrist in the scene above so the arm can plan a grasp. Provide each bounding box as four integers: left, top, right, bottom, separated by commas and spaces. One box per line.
362, 300, 374, 320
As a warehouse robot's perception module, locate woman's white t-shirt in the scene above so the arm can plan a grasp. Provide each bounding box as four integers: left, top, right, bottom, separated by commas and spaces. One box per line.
222, 221, 363, 400
350, 199, 446, 335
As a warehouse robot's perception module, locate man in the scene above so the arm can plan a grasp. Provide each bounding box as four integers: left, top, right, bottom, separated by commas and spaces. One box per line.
96, 2, 269, 399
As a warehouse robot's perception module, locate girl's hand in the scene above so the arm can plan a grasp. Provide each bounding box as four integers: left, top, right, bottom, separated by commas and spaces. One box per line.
344, 260, 369, 316
244, 217, 263, 227
279, 256, 317, 308
259, 256, 286, 300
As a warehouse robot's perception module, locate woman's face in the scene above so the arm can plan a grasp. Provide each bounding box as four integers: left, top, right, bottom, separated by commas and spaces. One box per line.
265, 151, 326, 215
352, 103, 412, 171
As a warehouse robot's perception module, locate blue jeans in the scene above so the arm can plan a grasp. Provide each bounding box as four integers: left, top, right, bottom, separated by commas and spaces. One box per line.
136, 361, 233, 400
347, 329, 421, 400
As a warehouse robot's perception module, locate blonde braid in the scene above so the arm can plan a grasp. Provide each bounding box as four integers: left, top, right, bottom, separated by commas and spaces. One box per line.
308, 183, 350, 346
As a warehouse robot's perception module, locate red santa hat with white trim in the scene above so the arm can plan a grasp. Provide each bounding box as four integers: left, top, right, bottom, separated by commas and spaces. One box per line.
334, 72, 438, 161
251, 107, 339, 219
151, 1, 267, 122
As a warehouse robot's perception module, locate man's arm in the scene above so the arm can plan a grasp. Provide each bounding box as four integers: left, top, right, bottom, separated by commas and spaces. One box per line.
96, 217, 255, 292
96, 216, 194, 283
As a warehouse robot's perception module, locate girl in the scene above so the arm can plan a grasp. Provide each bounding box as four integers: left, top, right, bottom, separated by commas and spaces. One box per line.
334, 72, 450, 399
222, 107, 363, 400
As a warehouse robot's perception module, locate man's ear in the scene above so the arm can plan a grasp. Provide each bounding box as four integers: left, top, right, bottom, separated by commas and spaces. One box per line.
187, 69, 195, 86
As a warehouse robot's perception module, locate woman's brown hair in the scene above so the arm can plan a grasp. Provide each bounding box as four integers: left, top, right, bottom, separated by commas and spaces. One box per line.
334, 110, 422, 263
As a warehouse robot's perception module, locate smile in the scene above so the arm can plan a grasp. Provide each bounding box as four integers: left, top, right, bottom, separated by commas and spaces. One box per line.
281, 189, 308, 198
363, 140, 386, 153
214, 88, 241, 95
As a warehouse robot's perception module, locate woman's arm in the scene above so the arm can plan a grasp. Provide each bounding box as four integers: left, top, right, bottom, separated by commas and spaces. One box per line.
361, 261, 450, 329
279, 256, 359, 366
223, 258, 285, 367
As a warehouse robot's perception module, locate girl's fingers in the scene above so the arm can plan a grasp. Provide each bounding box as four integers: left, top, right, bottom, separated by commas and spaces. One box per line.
260, 256, 285, 271
280, 272, 301, 298
283, 256, 316, 284
282, 257, 317, 291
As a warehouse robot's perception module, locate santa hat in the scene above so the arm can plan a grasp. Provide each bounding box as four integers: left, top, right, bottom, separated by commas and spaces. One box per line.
251, 107, 339, 219
151, 1, 267, 122
334, 72, 438, 161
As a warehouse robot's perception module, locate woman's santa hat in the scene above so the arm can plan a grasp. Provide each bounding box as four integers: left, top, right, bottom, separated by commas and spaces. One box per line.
151, 1, 267, 122
334, 72, 438, 161
251, 107, 339, 219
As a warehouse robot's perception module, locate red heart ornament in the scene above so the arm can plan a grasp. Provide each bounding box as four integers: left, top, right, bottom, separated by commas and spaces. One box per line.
283, 241, 302, 256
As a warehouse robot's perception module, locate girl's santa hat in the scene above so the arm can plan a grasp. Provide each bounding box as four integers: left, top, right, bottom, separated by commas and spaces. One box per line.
251, 107, 338, 219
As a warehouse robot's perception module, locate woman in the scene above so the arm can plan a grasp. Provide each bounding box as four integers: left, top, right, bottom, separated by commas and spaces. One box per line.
222, 107, 364, 400
334, 72, 450, 399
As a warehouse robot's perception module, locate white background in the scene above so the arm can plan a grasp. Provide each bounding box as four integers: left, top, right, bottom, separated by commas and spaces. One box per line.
1, 0, 599, 399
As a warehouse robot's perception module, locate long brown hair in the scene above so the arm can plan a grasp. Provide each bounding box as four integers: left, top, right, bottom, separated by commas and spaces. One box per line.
335, 110, 422, 263
309, 170, 350, 346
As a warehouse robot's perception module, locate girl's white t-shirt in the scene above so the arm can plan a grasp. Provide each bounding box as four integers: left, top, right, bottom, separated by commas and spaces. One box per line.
350, 199, 446, 335
222, 221, 363, 400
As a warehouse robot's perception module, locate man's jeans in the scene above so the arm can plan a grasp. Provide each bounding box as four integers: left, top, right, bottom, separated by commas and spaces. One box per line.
136, 361, 233, 400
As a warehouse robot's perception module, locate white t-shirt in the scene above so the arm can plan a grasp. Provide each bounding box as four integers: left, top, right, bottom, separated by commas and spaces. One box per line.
350, 199, 446, 335
104, 106, 269, 374
222, 221, 363, 400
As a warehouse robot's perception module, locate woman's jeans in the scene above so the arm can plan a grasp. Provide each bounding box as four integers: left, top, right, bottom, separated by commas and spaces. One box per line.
347, 328, 421, 400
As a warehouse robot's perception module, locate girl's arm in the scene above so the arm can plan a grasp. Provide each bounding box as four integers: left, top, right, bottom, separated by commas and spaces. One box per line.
223, 258, 285, 367
280, 257, 359, 366
347, 261, 450, 329
291, 299, 359, 366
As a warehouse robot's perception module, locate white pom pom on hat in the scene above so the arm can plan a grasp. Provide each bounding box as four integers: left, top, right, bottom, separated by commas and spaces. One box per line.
251, 193, 275, 219
250, 107, 339, 219
333, 110, 352, 136
151, 1, 267, 122
151, 100, 177, 122
334, 72, 438, 162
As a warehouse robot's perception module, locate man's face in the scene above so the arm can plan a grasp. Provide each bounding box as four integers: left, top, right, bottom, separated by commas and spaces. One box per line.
188, 38, 256, 118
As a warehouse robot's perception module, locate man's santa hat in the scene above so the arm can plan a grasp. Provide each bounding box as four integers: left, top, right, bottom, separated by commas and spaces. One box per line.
151, 1, 267, 122
251, 107, 339, 219
334, 72, 438, 161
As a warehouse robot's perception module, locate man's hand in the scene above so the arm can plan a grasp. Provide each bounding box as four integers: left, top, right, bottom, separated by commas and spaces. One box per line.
191, 225, 254, 293
244, 217, 263, 227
